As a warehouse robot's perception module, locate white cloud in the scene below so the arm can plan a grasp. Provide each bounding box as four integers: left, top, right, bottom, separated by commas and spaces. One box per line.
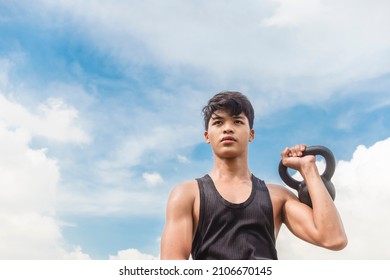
0, 212, 90, 259
143, 172, 164, 187
0, 93, 91, 259
277, 137, 390, 259
0, 58, 11, 89
0, 94, 90, 144
0, 124, 56, 214
109, 248, 158, 260
62, 246, 91, 260
263, 0, 327, 27
36, 0, 390, 105
177, 155, 190, 164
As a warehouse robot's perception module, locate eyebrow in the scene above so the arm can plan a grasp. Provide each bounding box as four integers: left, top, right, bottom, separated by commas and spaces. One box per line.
211, 113, 245, 120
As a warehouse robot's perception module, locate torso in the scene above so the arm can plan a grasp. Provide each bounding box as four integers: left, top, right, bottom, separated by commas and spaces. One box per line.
188, 178, 289, 240
190, 174, 278, 259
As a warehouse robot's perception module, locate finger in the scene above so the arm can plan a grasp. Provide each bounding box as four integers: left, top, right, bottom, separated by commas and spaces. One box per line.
292, 145, 300, 157
293, 144, 307, 157
281, 147, 290, 158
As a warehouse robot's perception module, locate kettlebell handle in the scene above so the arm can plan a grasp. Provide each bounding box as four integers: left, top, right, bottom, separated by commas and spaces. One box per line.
278, 145, 336, 192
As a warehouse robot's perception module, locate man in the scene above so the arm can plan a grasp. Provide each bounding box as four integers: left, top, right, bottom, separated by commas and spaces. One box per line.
160, 91, 347, 260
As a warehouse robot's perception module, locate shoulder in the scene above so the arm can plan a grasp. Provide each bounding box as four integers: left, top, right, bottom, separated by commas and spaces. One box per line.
266, 183, 292, 196
266, 183, 299, 206
167, 180, 199, 206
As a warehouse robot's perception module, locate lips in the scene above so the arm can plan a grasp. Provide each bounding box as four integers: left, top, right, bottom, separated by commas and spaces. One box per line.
221, 136, 236, 143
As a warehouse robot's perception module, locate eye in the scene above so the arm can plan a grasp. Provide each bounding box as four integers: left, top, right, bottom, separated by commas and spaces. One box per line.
234, 120, 244, 125
211, 119, 223, 126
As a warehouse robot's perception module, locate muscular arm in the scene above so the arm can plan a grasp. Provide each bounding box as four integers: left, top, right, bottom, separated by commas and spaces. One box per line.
160, 182, 197, 259
280, 145, 348, 250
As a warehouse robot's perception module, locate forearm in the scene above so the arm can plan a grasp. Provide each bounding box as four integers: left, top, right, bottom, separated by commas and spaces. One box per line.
301, 164, 347, 249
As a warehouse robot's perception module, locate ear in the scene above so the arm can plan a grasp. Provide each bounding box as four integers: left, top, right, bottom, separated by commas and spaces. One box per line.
249, 129, 255, 142
204, 131, 210, 144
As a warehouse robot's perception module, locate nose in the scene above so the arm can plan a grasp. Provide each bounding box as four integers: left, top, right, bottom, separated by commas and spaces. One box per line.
223, 122, 234, 134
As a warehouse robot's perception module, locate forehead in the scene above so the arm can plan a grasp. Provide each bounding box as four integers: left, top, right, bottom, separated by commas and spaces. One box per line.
210, 110, 247, 119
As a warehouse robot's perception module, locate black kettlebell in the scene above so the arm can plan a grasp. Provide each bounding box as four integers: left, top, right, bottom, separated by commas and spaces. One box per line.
278, 145, 336, 208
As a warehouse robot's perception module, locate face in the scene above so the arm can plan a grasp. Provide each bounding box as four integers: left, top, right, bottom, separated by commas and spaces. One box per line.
204, 110, 255, 159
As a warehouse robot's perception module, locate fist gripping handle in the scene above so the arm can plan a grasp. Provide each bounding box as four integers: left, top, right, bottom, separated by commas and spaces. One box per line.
278, 145, 336, 208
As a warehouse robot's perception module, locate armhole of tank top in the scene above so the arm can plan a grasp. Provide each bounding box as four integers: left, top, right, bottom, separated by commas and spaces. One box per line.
256, 177, 276, 242
192, 177, 204, 247
259, 178, 274, 210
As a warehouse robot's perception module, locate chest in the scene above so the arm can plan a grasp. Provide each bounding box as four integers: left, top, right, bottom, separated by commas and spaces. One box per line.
214, 181, 253, 204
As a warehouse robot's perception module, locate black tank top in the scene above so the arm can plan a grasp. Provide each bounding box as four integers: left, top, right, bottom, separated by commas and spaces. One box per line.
191, 174, 278, 260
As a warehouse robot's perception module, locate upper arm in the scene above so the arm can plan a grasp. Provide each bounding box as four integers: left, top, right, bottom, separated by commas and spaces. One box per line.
268, 183, 322, 245
273, 184, 347, 249
282, 195, 320, 244
160, 182, 197, 260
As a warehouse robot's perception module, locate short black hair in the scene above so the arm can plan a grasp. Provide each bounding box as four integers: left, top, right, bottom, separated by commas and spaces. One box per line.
202, 91, 254, 130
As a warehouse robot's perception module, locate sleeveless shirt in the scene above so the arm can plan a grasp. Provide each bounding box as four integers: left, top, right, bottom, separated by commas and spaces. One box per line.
191, 174, 278, 260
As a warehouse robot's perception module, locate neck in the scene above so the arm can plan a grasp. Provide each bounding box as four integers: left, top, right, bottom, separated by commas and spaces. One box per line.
210, 156, 251, 181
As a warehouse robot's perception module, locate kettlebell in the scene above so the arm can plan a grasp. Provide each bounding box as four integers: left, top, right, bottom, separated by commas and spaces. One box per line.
278, 145, 336, 208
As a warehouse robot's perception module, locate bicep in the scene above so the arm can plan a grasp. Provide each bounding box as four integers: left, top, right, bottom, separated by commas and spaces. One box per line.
160, 186, 194, 260
282, 197, 319, 245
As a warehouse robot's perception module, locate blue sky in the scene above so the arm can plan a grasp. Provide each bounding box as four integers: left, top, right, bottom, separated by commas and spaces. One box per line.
0, 0, 389, 259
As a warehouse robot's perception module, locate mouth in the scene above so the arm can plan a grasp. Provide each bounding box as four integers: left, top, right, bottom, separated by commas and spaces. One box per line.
221, 136, 236, 143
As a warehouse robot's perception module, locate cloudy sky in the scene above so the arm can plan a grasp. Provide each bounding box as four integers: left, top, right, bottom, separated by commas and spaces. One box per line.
0, 0, 389, 260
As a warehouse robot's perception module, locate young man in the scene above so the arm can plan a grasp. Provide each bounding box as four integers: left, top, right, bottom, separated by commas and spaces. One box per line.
160, 91, 347, 260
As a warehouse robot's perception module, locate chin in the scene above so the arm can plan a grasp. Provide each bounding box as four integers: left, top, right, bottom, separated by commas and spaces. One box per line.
216, 150, 241, 159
